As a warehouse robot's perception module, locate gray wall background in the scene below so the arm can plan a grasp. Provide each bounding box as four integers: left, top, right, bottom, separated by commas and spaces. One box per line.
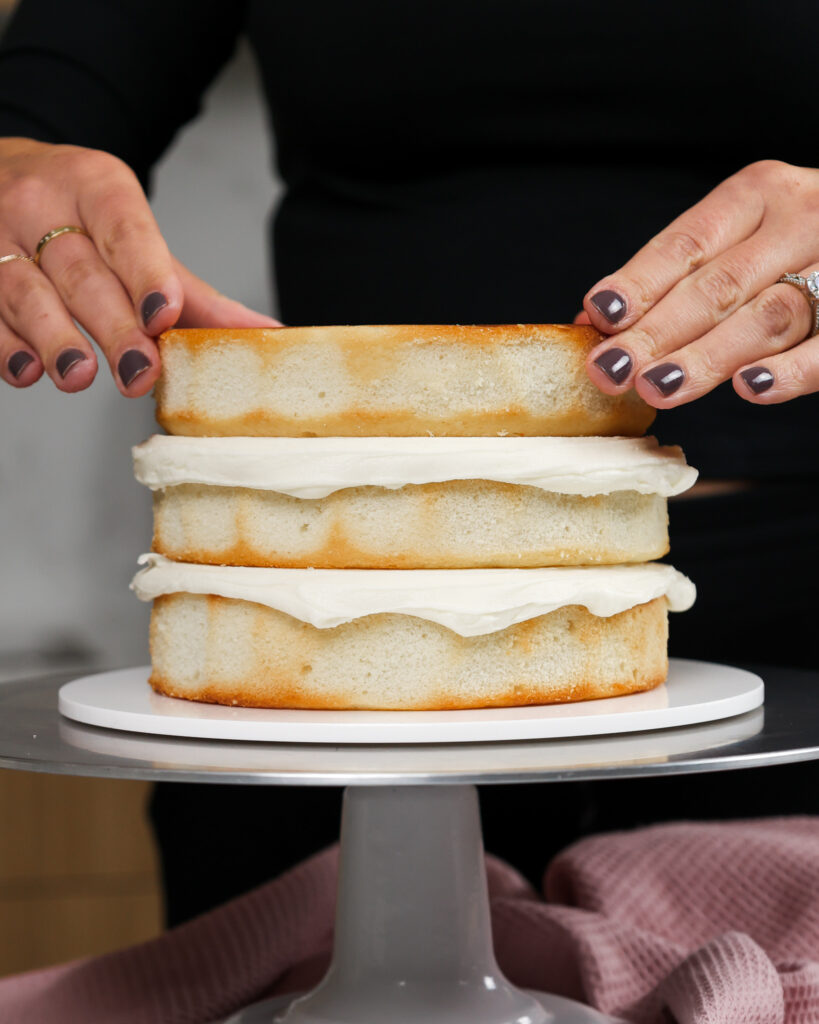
0, 44, 282, 678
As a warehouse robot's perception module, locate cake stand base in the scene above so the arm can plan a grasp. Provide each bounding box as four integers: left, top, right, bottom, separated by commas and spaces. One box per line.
225, 990, 620, 1023
223, 786, 624, 1024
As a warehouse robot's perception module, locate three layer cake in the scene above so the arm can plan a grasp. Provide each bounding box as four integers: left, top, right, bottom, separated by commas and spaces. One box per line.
132, 324, 696, 710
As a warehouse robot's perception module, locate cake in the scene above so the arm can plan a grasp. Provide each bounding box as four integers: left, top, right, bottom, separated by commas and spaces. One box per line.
132, 324, 696, 710
155, 324, 654, 437
134, 435, 696, 569
133, 557, 693, 710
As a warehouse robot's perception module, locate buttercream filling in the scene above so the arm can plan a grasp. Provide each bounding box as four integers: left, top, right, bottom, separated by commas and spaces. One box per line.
132, 554, 696, 637
133, 435, 697, 499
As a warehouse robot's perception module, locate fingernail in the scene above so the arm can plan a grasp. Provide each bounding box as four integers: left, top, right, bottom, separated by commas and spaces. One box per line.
593, 347, 632, 385
118, 349, 152, 388
8, 351, 33, 379
741, 366, 774, 395
642, 362, 685, 397
56, 348, 87, 379
590, 289, 627, 324
141, 291, 168, 327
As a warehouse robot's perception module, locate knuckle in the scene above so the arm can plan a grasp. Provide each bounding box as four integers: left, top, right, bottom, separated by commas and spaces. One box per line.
743, 159, 802, 195
2, 274, 50, 322
102, 321, 142, 358
781, 354, 813, 394
804, 188, 819, 220
652, 229, 708, 272
99, 213, 153, 262
71, 146, 132, 183
626, 322, 665, 359
754, 289, 804, 339
607, 272, 652, 310
748, 158, 784, 174
0, 174, 48, 219
112, 321, 139, 346
58, 254, 98, 301
693, 262, 747, 315
696, 344, 729, 383
743, 159, 787, 183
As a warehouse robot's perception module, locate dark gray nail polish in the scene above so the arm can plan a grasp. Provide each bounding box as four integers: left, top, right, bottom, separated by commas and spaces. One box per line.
593, 347, 632, 385
118, 349, 152, 387
642, 363, 685, 397
141, 291, 168, 327
740, 366, 774, 395
8, 351, 33, 379
56, 348, 86, 379
590, 289, 627, 324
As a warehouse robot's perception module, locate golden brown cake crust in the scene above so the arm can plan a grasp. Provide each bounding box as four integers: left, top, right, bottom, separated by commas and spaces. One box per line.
155, 324, 655, 437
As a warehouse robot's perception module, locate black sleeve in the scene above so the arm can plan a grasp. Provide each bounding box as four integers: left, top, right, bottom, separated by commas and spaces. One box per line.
0, 0, 248, 189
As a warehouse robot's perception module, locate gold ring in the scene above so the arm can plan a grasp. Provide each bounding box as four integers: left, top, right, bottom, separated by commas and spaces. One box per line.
34, 225, 89, 266
778, 272, 819, 338
0, 253, 34, 265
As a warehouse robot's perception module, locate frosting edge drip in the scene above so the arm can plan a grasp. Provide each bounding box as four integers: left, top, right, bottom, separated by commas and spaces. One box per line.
132, 435, 698, 498
131, 554, 696, 638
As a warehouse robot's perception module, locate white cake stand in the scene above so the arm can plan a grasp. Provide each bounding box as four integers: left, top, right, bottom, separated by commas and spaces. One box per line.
0, 660, 795, 1024
58, 660, 762, 745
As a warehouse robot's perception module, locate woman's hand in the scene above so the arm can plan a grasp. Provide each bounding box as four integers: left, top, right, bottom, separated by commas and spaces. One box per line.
583, 160, 819, 408
0, 138, 279, 396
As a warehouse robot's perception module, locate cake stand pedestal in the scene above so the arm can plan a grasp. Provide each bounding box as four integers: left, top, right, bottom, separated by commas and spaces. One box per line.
240, 784, 597, 1024
1, 661, 816, 1023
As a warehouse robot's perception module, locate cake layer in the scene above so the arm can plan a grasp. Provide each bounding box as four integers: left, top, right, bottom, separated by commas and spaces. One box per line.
133, 435, 697, 498
131, 555, 695, 637
136, 435, 696, 569
150, 482, 670, 568
155, 325, 655, 437
149, 592, 669, 710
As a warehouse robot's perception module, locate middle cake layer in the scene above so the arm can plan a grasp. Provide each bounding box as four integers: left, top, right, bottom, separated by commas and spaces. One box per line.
134, 435, 697, 569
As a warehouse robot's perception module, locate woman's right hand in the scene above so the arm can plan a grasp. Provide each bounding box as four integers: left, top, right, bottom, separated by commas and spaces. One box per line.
0, 137, 280, 396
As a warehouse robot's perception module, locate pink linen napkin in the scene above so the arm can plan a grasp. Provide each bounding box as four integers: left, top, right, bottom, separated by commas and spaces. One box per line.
2, 817, 819, 1023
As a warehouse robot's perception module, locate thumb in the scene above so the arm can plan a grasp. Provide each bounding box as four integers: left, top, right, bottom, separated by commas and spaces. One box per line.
573, 309, 592, 325
172, 257, 282, 329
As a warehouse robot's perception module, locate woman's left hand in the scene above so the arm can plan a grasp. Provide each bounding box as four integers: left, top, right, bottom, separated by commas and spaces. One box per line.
582, 160, 819, 407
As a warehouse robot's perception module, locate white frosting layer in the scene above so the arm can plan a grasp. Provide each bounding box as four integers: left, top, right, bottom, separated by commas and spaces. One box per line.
132, 435, 698, 499
132, 554, 696, 637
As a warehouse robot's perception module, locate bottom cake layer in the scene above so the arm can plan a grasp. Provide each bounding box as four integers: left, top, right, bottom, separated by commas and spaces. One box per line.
149, 593, 669, 710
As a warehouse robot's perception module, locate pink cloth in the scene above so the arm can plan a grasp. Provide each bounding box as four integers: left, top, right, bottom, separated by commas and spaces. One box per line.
2, 817, 819, 1023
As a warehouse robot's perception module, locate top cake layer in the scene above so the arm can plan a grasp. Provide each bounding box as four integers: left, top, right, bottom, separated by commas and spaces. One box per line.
155, 324, 654, 437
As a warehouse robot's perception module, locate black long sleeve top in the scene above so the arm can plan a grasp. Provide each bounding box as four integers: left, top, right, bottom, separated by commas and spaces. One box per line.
0, 0, 815, 478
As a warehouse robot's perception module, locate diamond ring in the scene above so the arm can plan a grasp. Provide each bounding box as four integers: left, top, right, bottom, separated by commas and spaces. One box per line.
778, 272, 819, 338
